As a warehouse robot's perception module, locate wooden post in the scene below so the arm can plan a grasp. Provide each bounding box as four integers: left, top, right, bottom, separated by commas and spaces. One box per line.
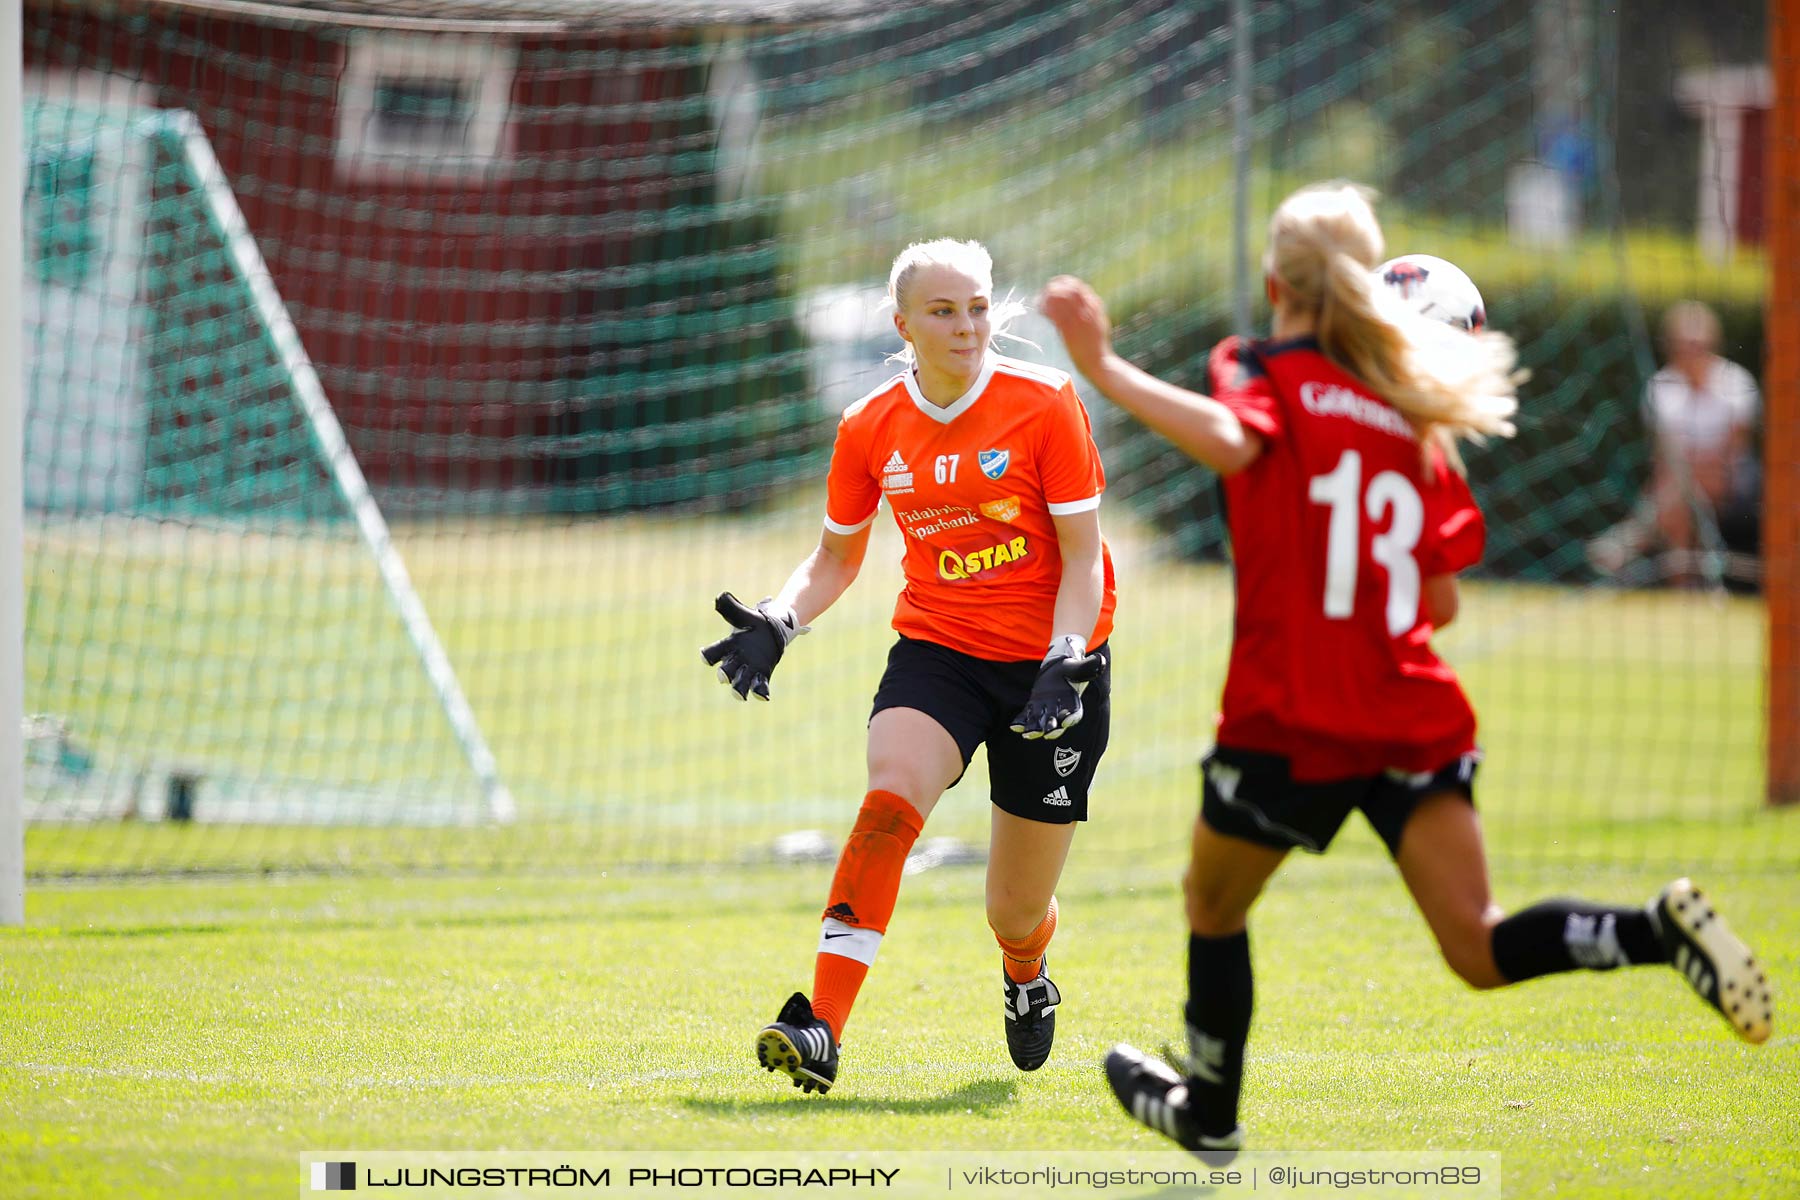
1768, 0, 1799, 805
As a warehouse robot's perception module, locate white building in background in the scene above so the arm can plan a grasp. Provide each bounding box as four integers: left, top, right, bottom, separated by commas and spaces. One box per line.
1675, 65, 1772, 259
22, 75, 154, 513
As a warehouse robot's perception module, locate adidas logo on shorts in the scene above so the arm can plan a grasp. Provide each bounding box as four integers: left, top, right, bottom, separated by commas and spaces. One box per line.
1041, 785, 1071, 806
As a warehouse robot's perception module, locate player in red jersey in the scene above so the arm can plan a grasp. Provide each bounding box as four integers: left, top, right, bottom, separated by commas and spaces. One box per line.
1043, 184, 1771, 1158
705, 239, 1118, 1093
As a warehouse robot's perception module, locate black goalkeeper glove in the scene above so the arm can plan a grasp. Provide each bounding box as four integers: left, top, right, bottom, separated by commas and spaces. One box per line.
1009, 635, 1103, 740
701, 592, 808, 701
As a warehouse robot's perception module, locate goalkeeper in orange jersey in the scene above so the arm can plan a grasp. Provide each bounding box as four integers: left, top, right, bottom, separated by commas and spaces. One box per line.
704, 238, 1117, 1093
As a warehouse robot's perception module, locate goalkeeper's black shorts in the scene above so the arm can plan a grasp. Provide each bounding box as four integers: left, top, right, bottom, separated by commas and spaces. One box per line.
870, 635, 1111, 825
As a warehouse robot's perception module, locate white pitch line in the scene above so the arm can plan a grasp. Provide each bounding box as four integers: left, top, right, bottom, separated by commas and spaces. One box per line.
3, 1059, 1055, 1089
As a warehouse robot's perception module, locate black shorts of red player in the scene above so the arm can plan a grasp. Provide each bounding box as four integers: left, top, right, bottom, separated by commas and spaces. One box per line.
870, 635, 1111, 825
1200, 744, 1480, 856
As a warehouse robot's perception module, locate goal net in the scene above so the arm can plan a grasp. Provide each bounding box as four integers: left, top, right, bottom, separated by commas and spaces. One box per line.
19, 0, 1789, 876
23, 80, 507, 860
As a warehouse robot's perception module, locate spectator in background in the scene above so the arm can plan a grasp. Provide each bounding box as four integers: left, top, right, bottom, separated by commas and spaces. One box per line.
1588, 301, 1762, 586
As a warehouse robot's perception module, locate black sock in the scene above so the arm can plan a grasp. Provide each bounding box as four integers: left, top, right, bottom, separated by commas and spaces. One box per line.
1184, 930, 1252, 1137
1490, 899, 1667, 983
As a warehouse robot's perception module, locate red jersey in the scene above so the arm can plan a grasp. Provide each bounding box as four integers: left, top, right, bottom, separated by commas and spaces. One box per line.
1210, 335, 1484, 780
823, 353, 1117, 662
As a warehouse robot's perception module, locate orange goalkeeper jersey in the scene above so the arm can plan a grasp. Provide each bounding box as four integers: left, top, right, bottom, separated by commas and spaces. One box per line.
824, 353, 1117, 662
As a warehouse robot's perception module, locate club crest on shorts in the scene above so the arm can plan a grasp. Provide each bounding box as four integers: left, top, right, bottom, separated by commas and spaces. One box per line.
1053, 745, 1081, 777
979, 448, 1010, 480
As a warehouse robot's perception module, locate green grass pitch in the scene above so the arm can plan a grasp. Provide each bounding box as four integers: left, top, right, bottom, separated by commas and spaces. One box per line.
19, 505, 1789, 873
4, 855, 1797, 1198
8, 509, 1798, 1197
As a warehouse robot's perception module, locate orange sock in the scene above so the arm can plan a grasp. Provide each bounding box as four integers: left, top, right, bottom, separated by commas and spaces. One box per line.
811, 954, 867, 1044
811, 789, 924, 1042
995, 895, 1059, 984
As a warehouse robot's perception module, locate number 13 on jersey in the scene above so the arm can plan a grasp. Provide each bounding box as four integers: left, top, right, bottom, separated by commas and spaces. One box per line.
1307, 449, 1423, 637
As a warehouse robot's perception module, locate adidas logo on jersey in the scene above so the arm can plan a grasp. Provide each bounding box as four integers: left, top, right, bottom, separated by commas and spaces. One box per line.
1041, 785, 1071, 807
881, 450, 914, 494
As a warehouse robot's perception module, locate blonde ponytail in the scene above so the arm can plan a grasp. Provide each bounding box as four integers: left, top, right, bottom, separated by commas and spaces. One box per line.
1268, 184, 1521, 470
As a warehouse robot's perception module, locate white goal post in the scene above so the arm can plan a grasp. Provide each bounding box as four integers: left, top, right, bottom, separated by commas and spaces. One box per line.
165, 109, 515, 827
6, 31, 518, 910
4, 0, 28, 926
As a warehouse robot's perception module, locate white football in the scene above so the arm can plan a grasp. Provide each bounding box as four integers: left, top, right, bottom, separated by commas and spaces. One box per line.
1376, 253, 1487, 331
